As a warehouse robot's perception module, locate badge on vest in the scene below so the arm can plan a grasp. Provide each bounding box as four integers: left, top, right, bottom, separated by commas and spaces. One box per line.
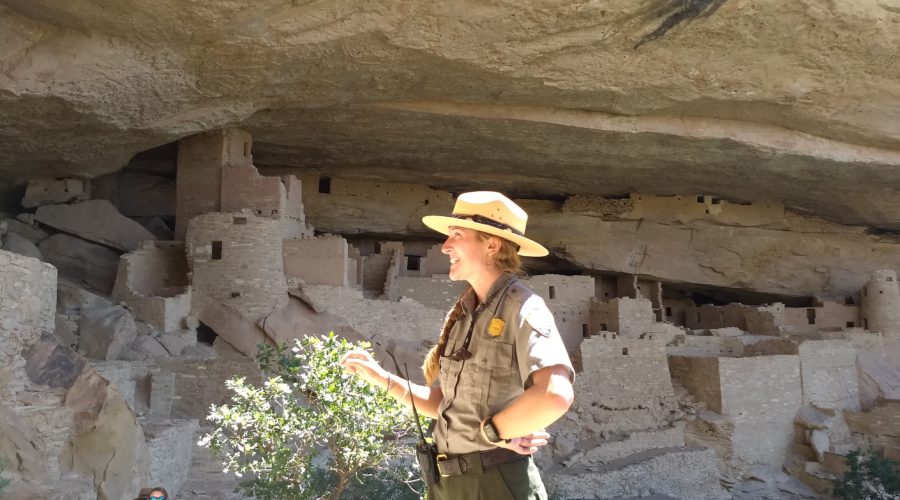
488, 318, 505, 337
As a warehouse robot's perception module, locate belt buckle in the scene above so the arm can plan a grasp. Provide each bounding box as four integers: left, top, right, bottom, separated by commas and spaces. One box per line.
436, 454, 451, 477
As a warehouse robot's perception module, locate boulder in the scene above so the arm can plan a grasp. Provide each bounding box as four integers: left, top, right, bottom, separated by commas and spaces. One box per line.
0, 404, 51, 484
57, 279, 114, 315
91, 171, 176, 217
119, 335, 171, 360
35, 200, 155, 252
55, 313, 79, 348
63, 368, 149, 500
2, 217, 51, 243
40, 234, 120, 294
132, 216, 174, 240
795, 405, 834, 430
24, 333, 86, 388
2, 231, 43, 260
157, 330, 196, 356
808, 429, 829, 462
78, 305, 137, 360
197, 301, 273, 357
857, 350, 900, 410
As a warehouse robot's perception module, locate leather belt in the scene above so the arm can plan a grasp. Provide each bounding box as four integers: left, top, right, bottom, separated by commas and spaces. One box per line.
436, 448, 525, 477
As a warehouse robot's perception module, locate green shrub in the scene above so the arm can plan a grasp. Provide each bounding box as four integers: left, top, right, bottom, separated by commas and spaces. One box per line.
200, 333, 423, 500
832, 448, 900, 500
0, 460, 9, 497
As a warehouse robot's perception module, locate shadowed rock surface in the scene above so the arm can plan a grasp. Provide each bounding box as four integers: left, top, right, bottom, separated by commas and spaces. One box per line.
2, 1, 900, 229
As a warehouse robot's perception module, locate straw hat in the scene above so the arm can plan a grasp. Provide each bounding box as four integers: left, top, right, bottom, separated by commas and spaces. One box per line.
422, 191, 549, 257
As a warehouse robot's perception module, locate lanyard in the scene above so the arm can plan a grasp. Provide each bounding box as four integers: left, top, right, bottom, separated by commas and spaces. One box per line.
443, 274, 516, 360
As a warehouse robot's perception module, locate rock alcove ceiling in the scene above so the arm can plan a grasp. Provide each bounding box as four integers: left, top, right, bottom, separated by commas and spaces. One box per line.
2, 0, 900, 229
5, 3, 900, 499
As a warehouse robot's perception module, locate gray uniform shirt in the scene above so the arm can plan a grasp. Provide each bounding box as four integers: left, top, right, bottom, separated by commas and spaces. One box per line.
434, 275, 575, 455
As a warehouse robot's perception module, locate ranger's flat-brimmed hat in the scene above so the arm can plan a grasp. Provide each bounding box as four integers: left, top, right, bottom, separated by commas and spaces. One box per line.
422, 191, 549, 257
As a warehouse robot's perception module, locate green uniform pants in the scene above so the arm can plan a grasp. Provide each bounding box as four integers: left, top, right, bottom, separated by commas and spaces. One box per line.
428, 455, 548, 500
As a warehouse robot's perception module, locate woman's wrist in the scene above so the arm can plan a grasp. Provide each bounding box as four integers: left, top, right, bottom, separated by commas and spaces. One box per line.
384, 373, 409, 402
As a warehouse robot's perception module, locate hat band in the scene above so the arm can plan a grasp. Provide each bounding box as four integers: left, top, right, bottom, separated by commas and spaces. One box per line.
452, 214, 524, 237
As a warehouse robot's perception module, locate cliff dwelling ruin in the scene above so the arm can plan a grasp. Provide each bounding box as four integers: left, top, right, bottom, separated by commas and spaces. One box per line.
2, 2, 900, 499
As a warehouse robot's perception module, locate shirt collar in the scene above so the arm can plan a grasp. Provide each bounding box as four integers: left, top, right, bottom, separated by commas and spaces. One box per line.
460, 272, 516, 315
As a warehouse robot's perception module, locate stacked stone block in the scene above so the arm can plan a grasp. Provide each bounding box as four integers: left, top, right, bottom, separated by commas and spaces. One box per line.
283, 235, 355, 287
113, 241, 192, 332
0, 249, 57, 401
861, 269, 900, 334
186, 212, 287, 320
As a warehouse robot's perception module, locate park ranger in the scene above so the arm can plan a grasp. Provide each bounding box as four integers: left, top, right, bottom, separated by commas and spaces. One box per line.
340, 191, 575, 499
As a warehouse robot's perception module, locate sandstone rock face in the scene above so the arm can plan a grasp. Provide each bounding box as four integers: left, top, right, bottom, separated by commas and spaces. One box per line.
63, 368, 150, 500
2, 2, 900, 231
529, 205, 900, 299
35, 200, 156, 252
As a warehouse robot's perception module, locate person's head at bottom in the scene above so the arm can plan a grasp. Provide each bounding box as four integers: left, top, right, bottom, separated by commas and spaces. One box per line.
148, 487, 168, 500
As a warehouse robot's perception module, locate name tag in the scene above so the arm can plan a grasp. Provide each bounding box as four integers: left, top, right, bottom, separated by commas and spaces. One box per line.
488, 318, 505, 337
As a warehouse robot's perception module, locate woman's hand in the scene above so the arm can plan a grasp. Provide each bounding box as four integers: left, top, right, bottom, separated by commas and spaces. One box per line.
339, 349, 389, 387
500, 430, 551, 456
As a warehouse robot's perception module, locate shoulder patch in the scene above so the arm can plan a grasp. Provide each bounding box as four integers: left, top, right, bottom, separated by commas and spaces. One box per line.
520, 295, 557, 338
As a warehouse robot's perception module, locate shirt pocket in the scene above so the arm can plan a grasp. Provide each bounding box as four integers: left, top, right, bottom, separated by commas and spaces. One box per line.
480, 341, 517, 413
439, 357, 465, 401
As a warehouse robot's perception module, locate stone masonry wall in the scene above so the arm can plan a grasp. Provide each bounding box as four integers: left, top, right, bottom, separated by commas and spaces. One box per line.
861, 269, 900, 334
628, 193, 784, 227
186, 212, 286, 320
686, 304, 754, 331
159, 357, 263, 419
299, 174, 455, 234
387, 275, 468, 309
745, 304, 785, 335
302, 285, 445, 347
176, 129, 252, 238
522, 275, 594, 351
668, 355, 723, 412
0, 249, 57, 401
361, 251, 392, 292
283, 235, 350, 286
220, 164, 310, 239
783, 302, 860, 331
421, 243, 449, 276
220, 164, 283, 219
576, 334, 677, 432
718, 355, 802, 469
112, 241, 191, 332
798, 340, 860, 411
591, 297, 656, 336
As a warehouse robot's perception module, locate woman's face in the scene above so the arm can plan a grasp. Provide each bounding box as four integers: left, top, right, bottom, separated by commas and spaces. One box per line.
148, 490, 166, 500
441, 227, 494, 282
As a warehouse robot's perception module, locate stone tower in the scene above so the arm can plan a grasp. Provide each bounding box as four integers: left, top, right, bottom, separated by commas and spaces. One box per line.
860, 270, 900, 335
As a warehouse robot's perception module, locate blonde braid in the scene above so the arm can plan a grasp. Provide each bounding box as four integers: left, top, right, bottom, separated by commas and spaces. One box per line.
422, 290, 468, 385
